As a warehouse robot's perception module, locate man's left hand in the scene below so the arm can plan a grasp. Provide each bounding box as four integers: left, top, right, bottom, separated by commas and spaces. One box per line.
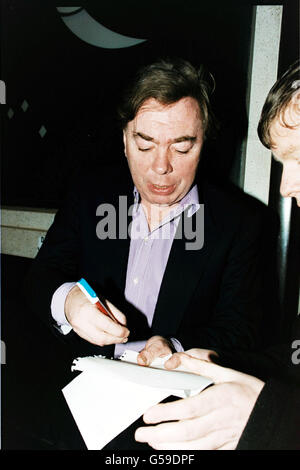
137, 336, 174, 366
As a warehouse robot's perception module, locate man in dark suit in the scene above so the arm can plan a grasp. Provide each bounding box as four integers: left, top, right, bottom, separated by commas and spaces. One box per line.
24, 58, 272, 449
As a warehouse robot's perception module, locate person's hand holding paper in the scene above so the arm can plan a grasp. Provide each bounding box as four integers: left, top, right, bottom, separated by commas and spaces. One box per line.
62, 350, 213, 450
135, 351, 263, 450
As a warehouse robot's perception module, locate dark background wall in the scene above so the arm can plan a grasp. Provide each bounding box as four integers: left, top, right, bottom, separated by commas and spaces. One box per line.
1, 0, 257, 209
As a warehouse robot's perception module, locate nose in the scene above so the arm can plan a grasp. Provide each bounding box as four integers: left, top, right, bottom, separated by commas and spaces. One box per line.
151, 148, 173, 175
280, 164, 295, 198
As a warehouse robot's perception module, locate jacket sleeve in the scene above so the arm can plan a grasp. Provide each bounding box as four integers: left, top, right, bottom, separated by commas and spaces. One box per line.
237, 378, 300, 450
22, 177, 116, 359
21, 183, 102, 361
23, 185, 81, 330
237, 317, 300, 449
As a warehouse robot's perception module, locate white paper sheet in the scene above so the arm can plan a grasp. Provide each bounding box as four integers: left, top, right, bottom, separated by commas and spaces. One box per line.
62, 350, 212, 450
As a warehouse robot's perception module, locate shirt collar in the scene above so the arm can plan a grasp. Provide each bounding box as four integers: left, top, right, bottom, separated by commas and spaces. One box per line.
178, 184, 200, 217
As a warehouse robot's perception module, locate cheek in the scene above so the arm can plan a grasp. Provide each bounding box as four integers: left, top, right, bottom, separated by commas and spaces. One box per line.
127, 155, 149, 181
283, 165, 296, 181
280, 164, 300, 194
175, 158, 199, 182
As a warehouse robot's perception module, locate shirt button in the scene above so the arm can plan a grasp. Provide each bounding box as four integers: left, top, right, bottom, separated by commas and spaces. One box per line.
144, 236, 149, 242
133, 277, 139, 285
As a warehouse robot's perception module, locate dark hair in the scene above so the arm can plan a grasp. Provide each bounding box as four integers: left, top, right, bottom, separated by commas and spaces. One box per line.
118, 58, 217, 139
257, 59, 300, 149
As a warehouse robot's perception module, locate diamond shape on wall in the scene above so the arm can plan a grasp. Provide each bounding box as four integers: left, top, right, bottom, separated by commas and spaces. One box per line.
39, 125, 47, 138
21, 100, 29, 112
7, 108, 14, 119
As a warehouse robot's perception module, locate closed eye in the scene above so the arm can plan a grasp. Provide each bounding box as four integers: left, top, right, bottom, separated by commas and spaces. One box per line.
173, 142, 194, 154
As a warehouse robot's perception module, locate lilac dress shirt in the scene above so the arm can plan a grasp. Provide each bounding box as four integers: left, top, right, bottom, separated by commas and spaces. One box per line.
51, 185, 200, 357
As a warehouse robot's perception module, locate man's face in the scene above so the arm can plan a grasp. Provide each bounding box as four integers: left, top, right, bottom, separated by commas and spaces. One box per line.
269, 113, 300, 207
123, 97, 204, 210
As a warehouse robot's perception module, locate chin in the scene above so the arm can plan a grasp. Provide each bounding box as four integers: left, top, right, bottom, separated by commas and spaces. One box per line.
149, 197, 176, 207
146, 191, 182, 207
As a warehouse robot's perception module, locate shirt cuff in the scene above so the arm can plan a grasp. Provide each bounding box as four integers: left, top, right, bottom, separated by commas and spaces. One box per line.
114, 338, 184, 359
169, 337, 184, 353
114, 340, 146, 359
51, 282, 76, 335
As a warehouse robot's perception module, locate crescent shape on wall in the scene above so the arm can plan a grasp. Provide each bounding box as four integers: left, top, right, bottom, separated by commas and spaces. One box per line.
56, 7, 146, 49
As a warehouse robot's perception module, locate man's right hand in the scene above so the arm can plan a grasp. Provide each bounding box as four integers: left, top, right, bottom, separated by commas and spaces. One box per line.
135, 351, 264, 450
65, 285, 130, 346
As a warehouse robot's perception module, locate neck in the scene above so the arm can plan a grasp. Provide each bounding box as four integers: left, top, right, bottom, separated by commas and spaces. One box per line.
141, 201, 178, 232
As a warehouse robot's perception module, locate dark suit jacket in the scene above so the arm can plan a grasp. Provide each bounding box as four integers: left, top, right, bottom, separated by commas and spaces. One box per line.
24, 163, 271, 362
237, 317, 300, 450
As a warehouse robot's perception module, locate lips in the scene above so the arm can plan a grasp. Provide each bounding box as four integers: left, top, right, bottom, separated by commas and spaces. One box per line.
148, 183, 176, 195
153, 184, 170, 189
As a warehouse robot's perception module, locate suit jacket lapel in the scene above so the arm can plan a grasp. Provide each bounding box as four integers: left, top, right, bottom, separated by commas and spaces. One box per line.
111, 165, 134, 293
151, 185, 219, 336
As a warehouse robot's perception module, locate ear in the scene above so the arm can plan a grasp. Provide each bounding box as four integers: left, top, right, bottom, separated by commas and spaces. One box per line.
123, 129, 127, 158
291, 89, 300, 105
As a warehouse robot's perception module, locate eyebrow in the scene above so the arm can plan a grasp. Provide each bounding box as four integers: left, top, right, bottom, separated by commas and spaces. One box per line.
133, 131, 197, 144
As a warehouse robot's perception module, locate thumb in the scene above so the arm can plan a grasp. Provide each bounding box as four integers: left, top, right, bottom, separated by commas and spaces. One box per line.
166, 353, 241, 384
184, 348, 219, 362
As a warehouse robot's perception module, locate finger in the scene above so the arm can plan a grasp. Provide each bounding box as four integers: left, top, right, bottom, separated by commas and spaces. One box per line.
216, 440, 238, 450
164, 353, 183, 370
72, 323, 129, 346
140, 429, 238, 451
73, 305, 129, 345
137, 340, 171, 366
94, 308, 129, 339
144, 382, 243, 426
95, 330, 130, 346
183, 349, 209, 360
145, 436, 218, 451
143, 392, 218, 424
106, 300, 127, 326
168, 354, 240, 384
73, 301, 129, 339
164, 352, 207, 370
185, 348, 219, 362
137, 351, 149, 366
147, 438, 205, 450
138, 414, 215, 443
